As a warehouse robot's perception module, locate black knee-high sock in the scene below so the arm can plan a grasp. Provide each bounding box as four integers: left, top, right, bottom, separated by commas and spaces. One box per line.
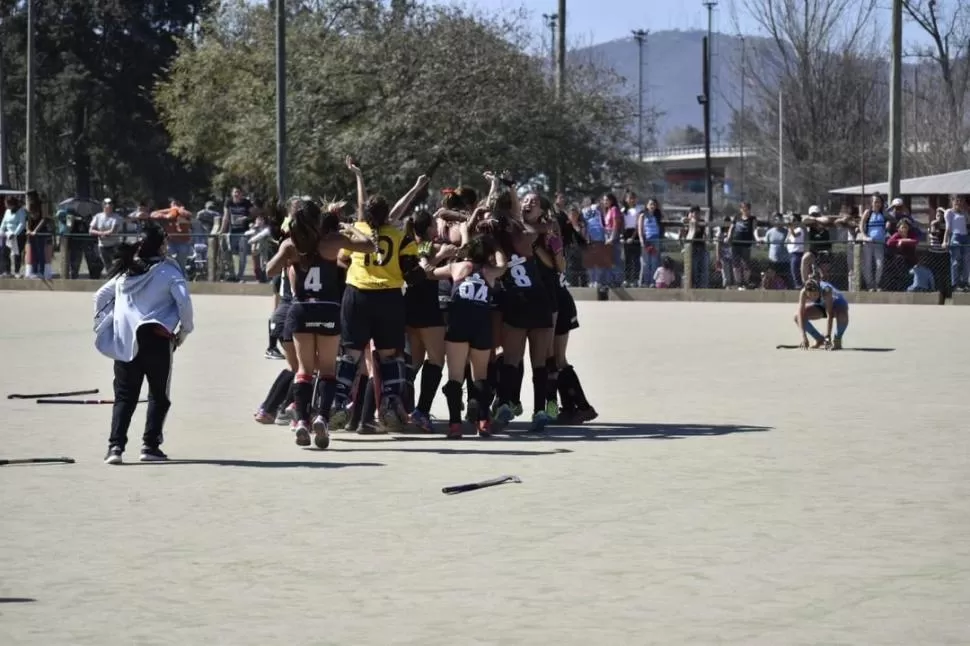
404, 362, 419, 412
360, 378, 378, 424
557, 370, 576, 410
293, 374, 314, 424
515, 362, 525, 403
267, 318, 277, 351
531, 365, 548, 415
473, 379, 493, 421
464, 363, 478, 406
281, 382, 295, 410
349, 376, 369, 428
417, 361, 443, 414
319, 376, 337, 422
442, 379, 463, 424
497, 362, 518, 406
261, 369, 293, 412
544, 357, 559, 405
487, 359, 499, 392
561, 365, 591, 410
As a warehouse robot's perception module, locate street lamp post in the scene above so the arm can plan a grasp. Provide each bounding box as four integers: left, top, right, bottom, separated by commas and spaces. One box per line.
542, 13, 558, 77
275, 0, 287, 201
632, 29, 648, 162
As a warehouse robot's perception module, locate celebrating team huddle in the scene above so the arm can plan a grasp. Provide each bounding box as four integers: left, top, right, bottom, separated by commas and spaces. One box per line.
254, 159, 597, 448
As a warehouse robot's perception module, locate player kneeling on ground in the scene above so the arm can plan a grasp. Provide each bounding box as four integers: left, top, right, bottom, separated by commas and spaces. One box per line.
795, 278, 849, 350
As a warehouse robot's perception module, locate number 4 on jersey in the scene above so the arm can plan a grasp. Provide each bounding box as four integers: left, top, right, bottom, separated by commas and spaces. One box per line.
458, 280, 489, 302
304, 266, 322, 292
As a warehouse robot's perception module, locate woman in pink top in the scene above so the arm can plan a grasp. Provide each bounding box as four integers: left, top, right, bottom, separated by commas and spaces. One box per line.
601, 193, 623, 286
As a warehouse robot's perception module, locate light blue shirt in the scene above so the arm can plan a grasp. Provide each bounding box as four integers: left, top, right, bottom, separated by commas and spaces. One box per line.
0, 207, 27, 237
764, 226, 789, 263
94, 259, 194, 362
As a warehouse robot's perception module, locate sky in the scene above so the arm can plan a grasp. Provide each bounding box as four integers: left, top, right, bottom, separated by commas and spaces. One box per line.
427, 0, 934, 49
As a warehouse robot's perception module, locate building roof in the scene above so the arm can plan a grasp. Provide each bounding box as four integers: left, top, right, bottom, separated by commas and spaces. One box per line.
829, 168, 970, 196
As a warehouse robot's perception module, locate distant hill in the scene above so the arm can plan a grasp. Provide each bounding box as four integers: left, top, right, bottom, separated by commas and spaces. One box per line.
571, 30, 751, 146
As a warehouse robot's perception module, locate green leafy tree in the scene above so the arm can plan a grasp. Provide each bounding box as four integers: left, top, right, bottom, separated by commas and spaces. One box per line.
156, 0, 641, 201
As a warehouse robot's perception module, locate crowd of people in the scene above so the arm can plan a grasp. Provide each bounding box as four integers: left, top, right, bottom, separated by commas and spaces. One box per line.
6, 181, 967, 299
565, 192, 969, 296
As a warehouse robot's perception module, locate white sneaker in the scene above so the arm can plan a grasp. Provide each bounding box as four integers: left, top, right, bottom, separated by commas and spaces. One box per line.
312, 416, 330, 449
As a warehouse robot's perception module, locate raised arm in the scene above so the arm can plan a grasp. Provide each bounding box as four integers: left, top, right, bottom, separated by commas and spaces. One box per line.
346, 156, 365, 222
265, 239, 295, 278
390, 174, 430, 222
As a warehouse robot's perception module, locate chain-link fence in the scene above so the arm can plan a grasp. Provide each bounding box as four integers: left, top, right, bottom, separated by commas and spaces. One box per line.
0, 231, 277, 283
560, 231, 961, 299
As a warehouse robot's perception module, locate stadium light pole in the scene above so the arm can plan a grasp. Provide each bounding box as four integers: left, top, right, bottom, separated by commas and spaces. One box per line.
275, 0, 287, 201
739, 35, 745, 200
888, 0, 903, 200
25, 0, 36, 192
632, 29, 648, 162
542, 13, 558, 77
699, 37, 713, 224
555, 0, 566, 193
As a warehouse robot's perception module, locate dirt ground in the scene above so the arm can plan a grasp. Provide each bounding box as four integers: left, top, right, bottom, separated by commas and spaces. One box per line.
1, 293, 967, 646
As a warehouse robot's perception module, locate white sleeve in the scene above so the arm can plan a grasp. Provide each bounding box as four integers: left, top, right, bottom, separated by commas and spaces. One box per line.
170, 278, 194, 335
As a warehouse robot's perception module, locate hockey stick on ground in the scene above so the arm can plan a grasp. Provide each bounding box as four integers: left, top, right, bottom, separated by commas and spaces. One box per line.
442, 475, 522, 495
36, 398, 147, 405
8, 389, 99, 400
0, 457, 75, 466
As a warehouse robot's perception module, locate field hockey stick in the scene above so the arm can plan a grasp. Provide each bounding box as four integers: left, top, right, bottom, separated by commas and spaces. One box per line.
0, 457, 75, 466
8, 389, 99, 400
36, 398, 147, 405
442, 475, 522, 495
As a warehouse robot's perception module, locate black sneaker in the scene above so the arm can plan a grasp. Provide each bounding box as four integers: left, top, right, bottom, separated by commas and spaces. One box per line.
264, 347, 285, 360
139, 446, 169, 462
104, 446, 123, 465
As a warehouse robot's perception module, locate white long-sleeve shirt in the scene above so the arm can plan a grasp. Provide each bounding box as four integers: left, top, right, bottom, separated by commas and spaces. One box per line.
94, 259, 194, 362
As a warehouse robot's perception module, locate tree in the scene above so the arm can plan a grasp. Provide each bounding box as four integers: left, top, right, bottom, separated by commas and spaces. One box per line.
156, 0, 641, 200
902, 0, 970, 174
664, 125, 706, 147
727, 0, 885, 211
0, 0, 212, 203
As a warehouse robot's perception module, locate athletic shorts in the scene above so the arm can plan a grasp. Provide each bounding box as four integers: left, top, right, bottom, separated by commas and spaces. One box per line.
501, 288, 553, 330
271, 301, 293, 342
284, 301, 340, 337
446, 302, 493, 351
405, 291, 445, 329
554, 287, 579, 336
340, 285, 406, 351
810, 299, 848, 317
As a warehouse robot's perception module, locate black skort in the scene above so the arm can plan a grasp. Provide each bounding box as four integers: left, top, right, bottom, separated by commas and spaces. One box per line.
501, 288, 553, 330
554, 287, 579, 336
271, 301, 293, 342
446, 301, 493, 351
284, 301, 340, 337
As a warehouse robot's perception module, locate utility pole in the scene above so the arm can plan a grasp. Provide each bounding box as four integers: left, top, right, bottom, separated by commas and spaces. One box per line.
542, 13, 558, 77
555, 0, 566, 193
778, 91, 784, 212
26, 0, 36, 192
699, 37, 713, 224
703, 1, 717, 144
632, 29, 648, 162
739, 35, 745, 200
275, 0, 287, 201
888, 0, 903, 199
0, 12, 8, 188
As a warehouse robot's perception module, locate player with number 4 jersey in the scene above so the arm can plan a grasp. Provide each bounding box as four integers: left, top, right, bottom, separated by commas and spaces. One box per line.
265, 199, 375, 449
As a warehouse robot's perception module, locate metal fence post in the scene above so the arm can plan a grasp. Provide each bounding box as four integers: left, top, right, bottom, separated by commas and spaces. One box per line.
207, 236, 217, 282
683, 238, 694, 289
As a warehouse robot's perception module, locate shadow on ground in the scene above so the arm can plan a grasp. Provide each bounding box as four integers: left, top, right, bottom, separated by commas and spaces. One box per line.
333, 423, 770, 444
776, 345, 895, 352
129, 459, 385, 469
326, 440, 572, 456
0, 598, 36, 604
501, 422, 772, 441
